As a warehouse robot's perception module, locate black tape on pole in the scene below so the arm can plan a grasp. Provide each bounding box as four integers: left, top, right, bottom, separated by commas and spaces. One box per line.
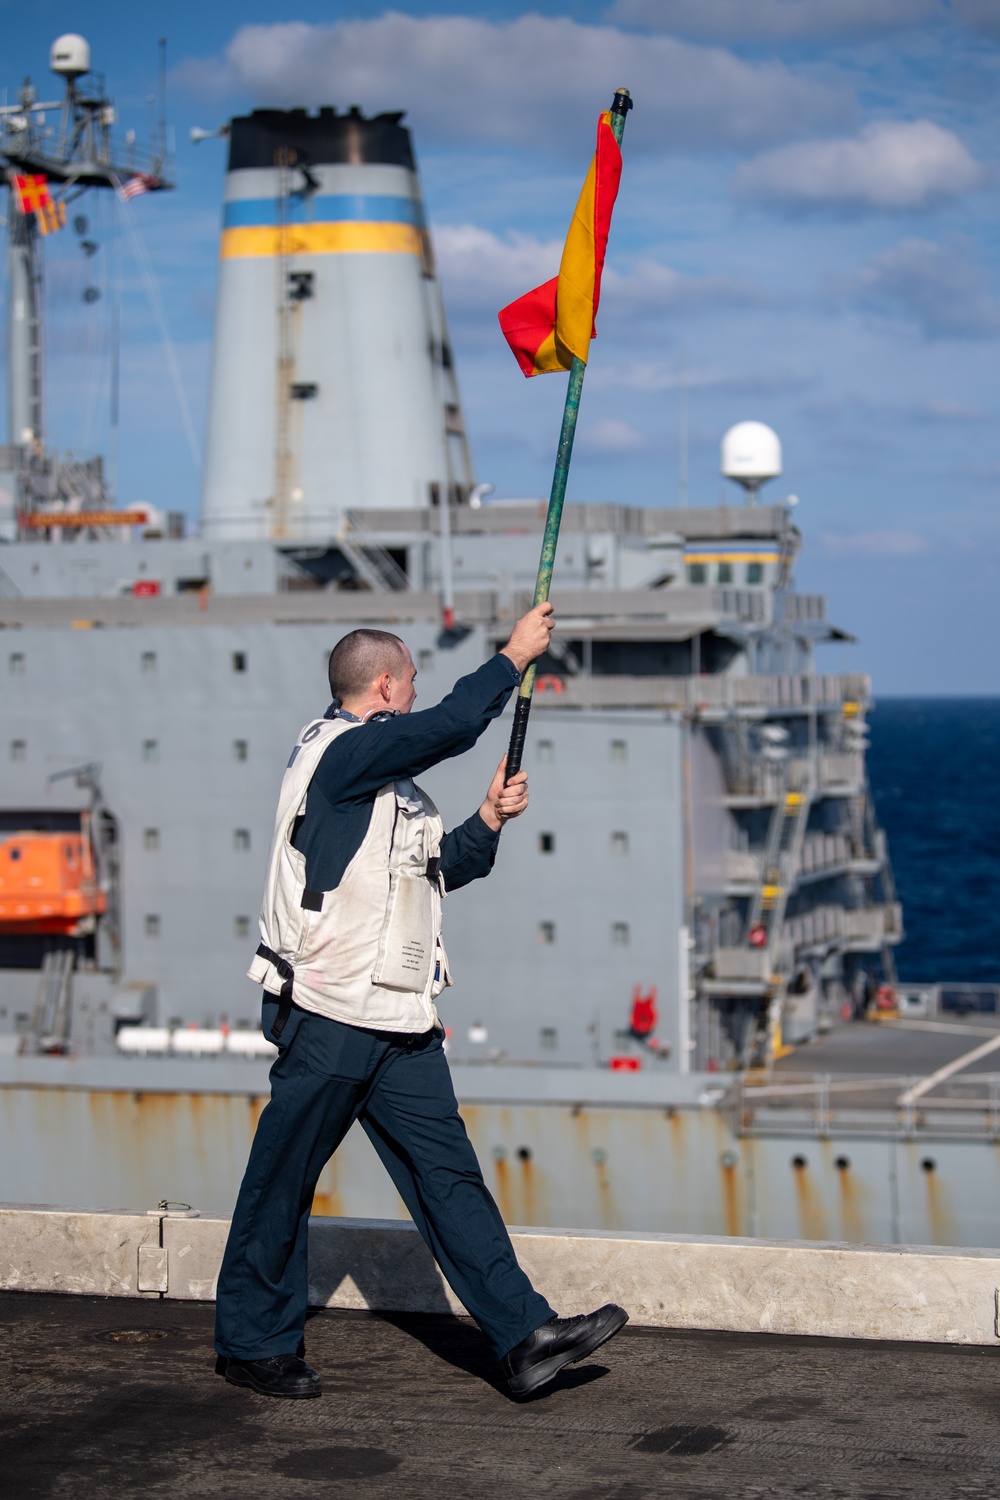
505, 695, 532, 781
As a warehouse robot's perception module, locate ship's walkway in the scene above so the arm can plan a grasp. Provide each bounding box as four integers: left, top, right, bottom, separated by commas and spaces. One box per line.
2, 1292, 998, 1498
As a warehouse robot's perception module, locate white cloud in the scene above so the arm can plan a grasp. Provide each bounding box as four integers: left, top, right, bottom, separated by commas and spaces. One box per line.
434, 224, 764, 323
913, 398, 989, 422
803, 393, 989, 424
587, 361, 804, 395
855, 236, 1000, 339
578, 418, 647, 454
822, 530, 930, 557
433, 225, 562, 313
609, 0, 942, 39
734, 121, 990, 212
176, 14, 851, 154
602, 259, 764, 316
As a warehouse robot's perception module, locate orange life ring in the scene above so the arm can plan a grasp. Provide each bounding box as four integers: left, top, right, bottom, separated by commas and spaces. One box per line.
536, 674, 565, 694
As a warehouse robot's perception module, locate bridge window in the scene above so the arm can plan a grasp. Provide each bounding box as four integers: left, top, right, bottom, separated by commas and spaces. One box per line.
538, 921, 556, 945
612, 922, 631, 946
144, 914, 161, 938
536, 739, 554, 764
610, 739, 628, 763
717, 562, 733, 585
611, 831, 629, 856
8, 652, 24, 676
233, 829, 251, 852
539, 1027, 558, 1051
142, 740, 159, 762
141, 651, 157, 674
747, 561, 763, 585
234, 916, 251, 940
233, 739, 248, 762
10, 739, 26, 762
687, 562, 707, 585
538, 832, 555, 854
418, 649, 433, 673
143, 828, 160, 852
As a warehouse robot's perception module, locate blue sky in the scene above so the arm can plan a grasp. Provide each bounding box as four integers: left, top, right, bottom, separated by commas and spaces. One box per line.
5, 1, 1000, 692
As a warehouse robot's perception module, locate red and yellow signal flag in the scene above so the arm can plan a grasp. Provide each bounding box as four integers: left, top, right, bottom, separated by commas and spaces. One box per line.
36, 199, 66, 236
12, 174, 51, 215
11, 175, 66, 235
498, 112, 623, 378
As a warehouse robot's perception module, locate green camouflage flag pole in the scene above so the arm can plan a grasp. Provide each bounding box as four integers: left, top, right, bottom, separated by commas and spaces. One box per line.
505, 87, 632, 781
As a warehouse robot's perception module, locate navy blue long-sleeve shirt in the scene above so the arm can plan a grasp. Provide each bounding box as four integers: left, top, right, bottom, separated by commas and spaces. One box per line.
291, 652, 520, 894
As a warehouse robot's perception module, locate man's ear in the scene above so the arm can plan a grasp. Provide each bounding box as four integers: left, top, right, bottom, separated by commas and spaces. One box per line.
378, 672, 392, 703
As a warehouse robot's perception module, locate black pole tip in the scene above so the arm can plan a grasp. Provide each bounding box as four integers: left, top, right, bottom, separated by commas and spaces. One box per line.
611, 88, 633, 115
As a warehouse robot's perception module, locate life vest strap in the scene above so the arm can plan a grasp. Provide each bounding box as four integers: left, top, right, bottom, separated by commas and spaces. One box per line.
256, 942, 294, 1038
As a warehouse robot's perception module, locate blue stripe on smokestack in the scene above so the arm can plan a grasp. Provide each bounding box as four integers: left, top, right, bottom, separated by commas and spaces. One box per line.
223, 195, 423, 230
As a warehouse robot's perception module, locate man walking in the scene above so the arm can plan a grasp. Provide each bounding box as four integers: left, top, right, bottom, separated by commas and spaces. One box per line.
214, 602, 627, 1399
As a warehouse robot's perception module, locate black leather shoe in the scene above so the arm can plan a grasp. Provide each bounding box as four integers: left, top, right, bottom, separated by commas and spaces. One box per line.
216, 1353, 321, 1399
502, 1304, 629, 1396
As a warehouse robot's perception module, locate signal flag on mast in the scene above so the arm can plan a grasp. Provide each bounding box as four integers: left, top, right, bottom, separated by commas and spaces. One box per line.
11, 173, 66, 234
12, 174, 49, 214
498, 112, 623, 378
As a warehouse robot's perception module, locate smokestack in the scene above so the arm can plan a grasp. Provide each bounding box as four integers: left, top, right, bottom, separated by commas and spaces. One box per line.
200, 106, 473, 541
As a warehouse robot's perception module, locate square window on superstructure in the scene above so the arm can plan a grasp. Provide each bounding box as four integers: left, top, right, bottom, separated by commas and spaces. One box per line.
141, 651, 157, 674
234, 916, 251, 940
232, 651, 247, 673
717, 562, 733, 585
687, 562, 707, 585
610, 739, 628, 763
8, 653, 24, 676
144, 914, 161, 938
747, 561, 763, 585
142, 740, 159, 762
536, 740, 554, 764
10, 740, 25, 763
233, 828, 251, 852
538, 832, 555, 854
143, 828, 160, 852
538, 921, 556, 945
612, 922, 630, 947
233, 739, 248, 762
611, 831, 629, 856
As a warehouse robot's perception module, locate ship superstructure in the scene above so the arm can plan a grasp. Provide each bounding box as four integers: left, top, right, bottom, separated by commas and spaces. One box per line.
0, 487, 898, 1071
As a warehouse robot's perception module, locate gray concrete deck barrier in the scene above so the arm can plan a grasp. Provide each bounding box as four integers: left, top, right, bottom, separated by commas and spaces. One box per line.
1, 1203, 997, 1346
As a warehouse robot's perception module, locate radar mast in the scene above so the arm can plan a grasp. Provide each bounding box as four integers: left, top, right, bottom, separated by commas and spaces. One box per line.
0, 35, 174, 527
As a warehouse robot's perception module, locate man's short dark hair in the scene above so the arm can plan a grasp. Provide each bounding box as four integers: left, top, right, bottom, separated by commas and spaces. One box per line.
327, 629, 407, 702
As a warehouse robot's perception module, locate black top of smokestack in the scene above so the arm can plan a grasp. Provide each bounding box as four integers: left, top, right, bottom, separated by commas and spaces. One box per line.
227, 107, 415, 172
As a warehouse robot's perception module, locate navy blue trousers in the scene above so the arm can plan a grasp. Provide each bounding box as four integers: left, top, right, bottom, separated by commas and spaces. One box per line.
214, 997, 553, 1362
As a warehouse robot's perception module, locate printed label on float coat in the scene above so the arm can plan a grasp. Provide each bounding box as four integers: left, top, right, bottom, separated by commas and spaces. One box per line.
373, 871, 434, 990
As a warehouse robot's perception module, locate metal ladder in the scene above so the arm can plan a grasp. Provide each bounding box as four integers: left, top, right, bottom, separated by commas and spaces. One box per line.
340, 514, 410, 592
743, 762, 815, 1064
27, 949, 75, 1054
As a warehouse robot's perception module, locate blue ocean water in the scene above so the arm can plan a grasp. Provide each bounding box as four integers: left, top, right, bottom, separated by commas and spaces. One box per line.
866, 698, 1000, 983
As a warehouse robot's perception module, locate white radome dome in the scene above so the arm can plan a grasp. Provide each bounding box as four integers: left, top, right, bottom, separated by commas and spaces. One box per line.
50, 35, 91, 79
721, 421, 782, 488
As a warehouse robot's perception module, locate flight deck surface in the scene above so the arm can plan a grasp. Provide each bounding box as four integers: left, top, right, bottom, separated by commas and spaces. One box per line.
2, 1292, 999, 1497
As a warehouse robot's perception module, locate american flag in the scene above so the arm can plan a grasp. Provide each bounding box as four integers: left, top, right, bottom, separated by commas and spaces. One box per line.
118, 174, 156, 202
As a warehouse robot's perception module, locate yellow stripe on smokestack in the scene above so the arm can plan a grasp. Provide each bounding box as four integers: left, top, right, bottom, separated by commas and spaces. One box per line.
220, 222, 424, 259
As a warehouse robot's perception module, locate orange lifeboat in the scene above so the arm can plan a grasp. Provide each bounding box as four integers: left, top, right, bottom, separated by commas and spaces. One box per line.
0, 831, 107, 935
